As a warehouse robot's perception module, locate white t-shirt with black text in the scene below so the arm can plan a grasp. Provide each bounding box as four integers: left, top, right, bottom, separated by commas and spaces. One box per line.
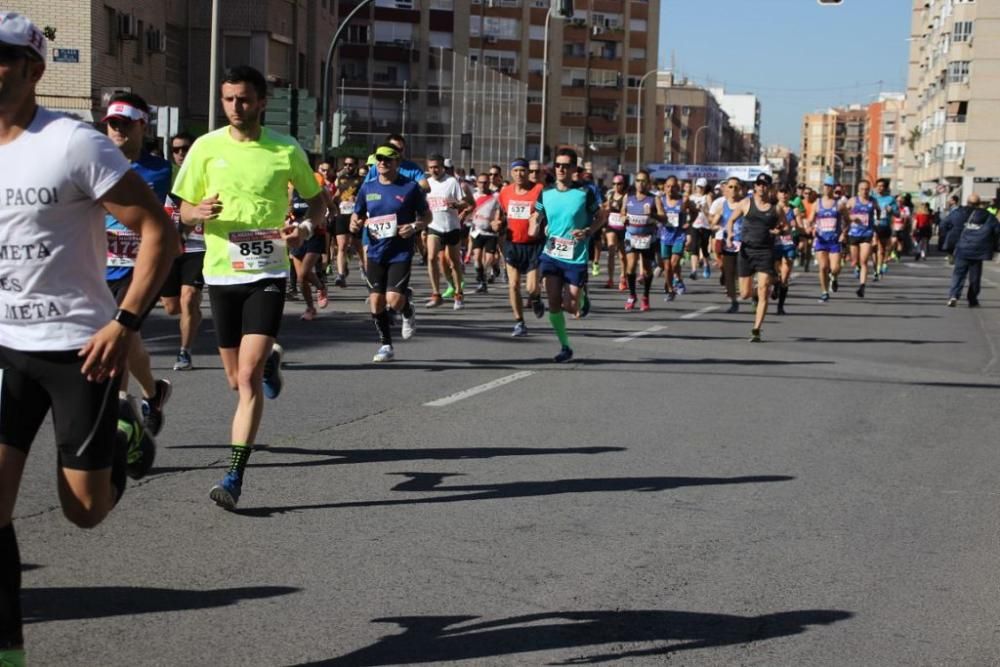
427, 175, 465, 233
0, 107, 130, 351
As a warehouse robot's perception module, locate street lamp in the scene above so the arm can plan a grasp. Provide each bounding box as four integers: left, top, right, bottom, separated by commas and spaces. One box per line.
691, 124, 709, 164
635, 69, 669, 172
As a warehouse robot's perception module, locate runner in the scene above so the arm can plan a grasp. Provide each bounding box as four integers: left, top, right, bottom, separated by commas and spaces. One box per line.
528, 160, 542, 185
102, 93, 174, 435
687, 177, 713, 280
620, 170, 661, 312
913, 202, 932, 260
532, 148, 601, 362
773, 185, 800, 315
658, 180, 688, 303
872, 179, 896, 279
173, 65, 325, 510
162, 131, 205, 371
331, 156, 364, 287
845, 179, 879, 298
807, 176, 847, 303
350, 144, 430, 362
799, 186, 817, 271
425, 154, 473, 309
470, 174, 501, 294
495, 158, 546, 336
0, 14, 177, 664
602, 174, 629, 290
710, 177, 744, 313
288, 189, 329, 320
726, 173, 784, 341
892, 194, 912, 262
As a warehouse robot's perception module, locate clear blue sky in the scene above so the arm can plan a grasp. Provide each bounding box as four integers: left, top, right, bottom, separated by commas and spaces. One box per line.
659, 0, 913, 150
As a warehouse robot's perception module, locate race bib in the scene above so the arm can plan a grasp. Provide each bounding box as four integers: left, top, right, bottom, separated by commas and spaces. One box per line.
107, 229, 140, 267
508, 201, 532, 219
817, 217, 837, 234
339, 201, 354, 215
779, 234, 794, 247
548, 236, 576, 260
627, 214, 649, 228
849, 215, 869, 234
892, 219, 905, 231
228, 229, 285, 272
428, 196, 450, 213
367, 214, 398, 240
665, 212, 680, 228
607, 212, 625, 229
629, 234, 652, 250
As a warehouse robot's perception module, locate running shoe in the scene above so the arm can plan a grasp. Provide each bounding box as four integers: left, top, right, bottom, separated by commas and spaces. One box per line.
854, 266, 861, 278
173, 349, 193, 371
453, 296, 465, 310
819, 292, 830, 303
301, 307, 317, 321
591, 261, 600, 276
665, 291, 676, 302
831, 276, 839, 293
881, 263, 888, 274
262, 343, 284, 399
969, 300, 981, 308
530, 296, 545, 318
873, 271, 880, 282
777, 305, 787, 316
653, 266, 664, 278
475, 282, 488, 294
703, 265, 711, 279
317, 287, 329, 309
726, 301, 739, 314
689, 270, 697, 281
373, 344, 395, 362
856, 284, 866, 298
618, 277, 628, 292
141, 378, 172, 436
890, 250, 899, 262
947, 297, 958, 307
554, 346, 574, 363
578, 288, 591, 318
487, 273, 496, 285
625, 296, 636, 311
401, 310, 416, 340
749, 328, 761, 343
604, 278, 614, 289
442, 284, 456, 299
676, 281, 687, 295
640, 296, 650, 312
425, 294, 443, 308
334, 274, 347, 288
121, 398, 156, 480
209, 471, 242, 510
512, 321, 528, 337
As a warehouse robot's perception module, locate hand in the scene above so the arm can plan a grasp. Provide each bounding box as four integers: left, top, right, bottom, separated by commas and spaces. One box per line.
350, 216, 362, 234
399, 223, 417, 239
195, 194, 222, 221
528, 219, 540, 238
726, 233, 733, 246
78, 321, 132, 383
571, 228, 588, 240
490, 219, 503, 233
281, 224, 304, 249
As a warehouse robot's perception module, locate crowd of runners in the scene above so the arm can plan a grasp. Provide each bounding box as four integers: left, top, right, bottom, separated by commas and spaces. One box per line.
3, 12, 1000, 665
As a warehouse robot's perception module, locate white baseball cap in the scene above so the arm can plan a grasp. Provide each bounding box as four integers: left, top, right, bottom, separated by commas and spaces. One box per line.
695, 177, 708, 188
0, 12, 46, 62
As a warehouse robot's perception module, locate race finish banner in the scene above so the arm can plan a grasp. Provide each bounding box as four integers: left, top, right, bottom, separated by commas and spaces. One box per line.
644, 163, 773, 183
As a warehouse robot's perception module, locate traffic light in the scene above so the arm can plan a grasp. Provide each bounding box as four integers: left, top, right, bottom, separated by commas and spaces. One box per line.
331, 110, 346, 148
555, 0, 574, 18
817, 0, 843, 4
264, 87, 318, 149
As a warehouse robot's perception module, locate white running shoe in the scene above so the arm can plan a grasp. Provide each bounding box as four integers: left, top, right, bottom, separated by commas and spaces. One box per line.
401, 311, 416, 340
373, 344, 395, 362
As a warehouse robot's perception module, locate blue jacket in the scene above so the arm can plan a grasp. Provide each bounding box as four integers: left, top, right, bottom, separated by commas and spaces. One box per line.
941, 206, 1000, 260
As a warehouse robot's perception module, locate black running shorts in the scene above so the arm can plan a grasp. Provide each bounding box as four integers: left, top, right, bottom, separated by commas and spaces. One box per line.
160, 252, 206, 298
0, 345, 121, 470
427, 228, 462, 247
504, 242, 542, 273
365, 260, 412, 295
107, 272, 158, 322
207, 278, 286, 349
738, 245, 776, 278
472, 235, 499, 253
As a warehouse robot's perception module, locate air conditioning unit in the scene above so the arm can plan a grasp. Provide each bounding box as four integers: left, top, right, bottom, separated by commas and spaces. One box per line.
118, 13, 139, 41
571, 18, 586, 27
146, 29, 166, 53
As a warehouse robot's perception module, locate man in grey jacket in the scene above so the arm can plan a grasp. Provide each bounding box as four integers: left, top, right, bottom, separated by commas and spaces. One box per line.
940, 193, 1000, 307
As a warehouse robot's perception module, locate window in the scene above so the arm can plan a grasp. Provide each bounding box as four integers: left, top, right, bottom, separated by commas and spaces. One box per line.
428, 31, 452, 48
947, 60, 970, 83
134, 19, 143, 63
629, 18, 647, 31
346, 24, 369, 44
680, 128, 689, 140
529, 24, 545, 40
591, 12, 623, 29
562, 98, 586, 116
527, 93, 542, 105
589, 69, 619, 88
528, 58, 544, 75
563, 42, 585, 57
470, 16, 520, 39
375, 0, 419, 8
629, 47, 646, 61
682, 106, 690, 116
374, 22, 414, 46
429, 0, 453, 8
953, 20, 973, 42
947, 100, 968, 122
105, 6, 117, 54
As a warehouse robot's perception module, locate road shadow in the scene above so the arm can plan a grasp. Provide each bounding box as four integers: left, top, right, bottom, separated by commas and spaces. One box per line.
236, 473, 794, 518
293, 608, 853, 665
787, 337, 963, 345
23, 585, 299, 622
286, 358, 834, 373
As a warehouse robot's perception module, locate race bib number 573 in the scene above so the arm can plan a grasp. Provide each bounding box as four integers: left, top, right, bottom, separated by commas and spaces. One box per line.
367, 214, 398, 240
228, 229, 285, 272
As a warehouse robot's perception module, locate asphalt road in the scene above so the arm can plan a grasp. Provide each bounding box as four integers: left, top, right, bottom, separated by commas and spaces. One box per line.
14, 252, 1000, 666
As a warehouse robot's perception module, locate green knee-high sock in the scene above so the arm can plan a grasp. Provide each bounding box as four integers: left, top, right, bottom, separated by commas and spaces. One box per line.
549, 311, 570, 348
228, 445, 252, 479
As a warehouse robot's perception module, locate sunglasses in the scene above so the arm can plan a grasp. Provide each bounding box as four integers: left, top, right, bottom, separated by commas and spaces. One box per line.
635, 178, 648, 183
375, 155, 397, 163
343, 162, 356, 167
554, 163, 573, 169
107, 117, 138, 129
171, 145, 191, 153
528, 169, 539, 173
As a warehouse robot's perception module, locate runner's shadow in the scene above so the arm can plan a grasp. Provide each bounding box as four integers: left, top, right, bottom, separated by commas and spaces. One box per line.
153, 445, 624, 474
235, 473, 793, 518
293, 608, 853, 665
22, 585, 299, 622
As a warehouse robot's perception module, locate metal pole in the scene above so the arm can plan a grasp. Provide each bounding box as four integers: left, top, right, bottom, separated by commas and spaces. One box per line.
320, 0, 377, 158
401, 80, 408, 135
539, 7, 554, 163
207, 0, 220, 130
449, 49, 457, 158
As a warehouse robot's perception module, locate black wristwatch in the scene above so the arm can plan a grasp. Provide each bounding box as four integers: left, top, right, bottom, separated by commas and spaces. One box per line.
113, 308, 143, 332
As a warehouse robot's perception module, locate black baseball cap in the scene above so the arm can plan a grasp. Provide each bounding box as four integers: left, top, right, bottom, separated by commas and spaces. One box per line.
755, 173, 773, 187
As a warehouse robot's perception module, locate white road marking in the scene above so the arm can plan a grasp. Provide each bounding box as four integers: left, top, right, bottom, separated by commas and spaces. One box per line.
144, 333, 179, 342
907, 262, 931, 269
614, 325, 667, 343
681, 306, 720, 320
424, 371, 536, 407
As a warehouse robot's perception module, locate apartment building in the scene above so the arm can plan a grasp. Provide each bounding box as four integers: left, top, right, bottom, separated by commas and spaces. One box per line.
653, 74, 752, 166
709, 87, 761, 162
900, 0, 1000, 204
865, 93, 904, 188
799, 105, 867, 193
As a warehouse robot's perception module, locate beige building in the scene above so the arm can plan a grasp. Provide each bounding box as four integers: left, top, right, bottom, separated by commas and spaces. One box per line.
799, 105, 868, 194
864, 93, 904, 188
900, 0, 1000, 204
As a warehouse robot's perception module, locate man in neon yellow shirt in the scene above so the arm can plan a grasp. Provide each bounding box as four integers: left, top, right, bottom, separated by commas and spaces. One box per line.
173, 65, 325, 510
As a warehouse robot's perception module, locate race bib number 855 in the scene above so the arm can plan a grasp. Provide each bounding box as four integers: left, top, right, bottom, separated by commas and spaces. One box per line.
228, 229, 285, 272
